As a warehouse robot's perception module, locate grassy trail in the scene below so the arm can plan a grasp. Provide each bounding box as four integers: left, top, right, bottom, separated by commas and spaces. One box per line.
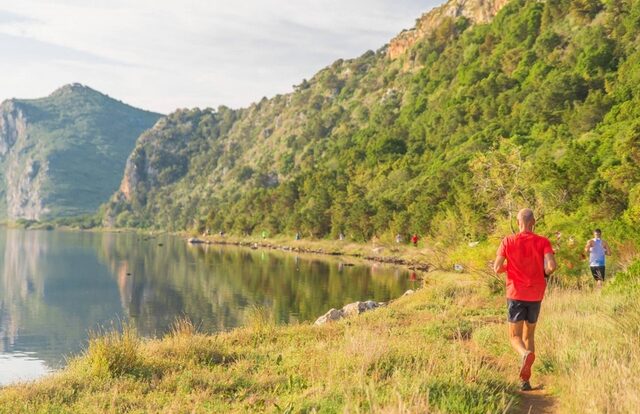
515, 386, 557, 414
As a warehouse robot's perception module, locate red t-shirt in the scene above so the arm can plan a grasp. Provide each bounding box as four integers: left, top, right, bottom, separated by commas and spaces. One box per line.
497, 231, 554, 301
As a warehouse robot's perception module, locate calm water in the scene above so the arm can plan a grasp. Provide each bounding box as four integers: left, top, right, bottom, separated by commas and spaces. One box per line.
0, 229, 412, 385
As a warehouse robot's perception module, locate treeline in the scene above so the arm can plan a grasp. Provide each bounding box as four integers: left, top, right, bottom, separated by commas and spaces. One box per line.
106, 0, 640, 249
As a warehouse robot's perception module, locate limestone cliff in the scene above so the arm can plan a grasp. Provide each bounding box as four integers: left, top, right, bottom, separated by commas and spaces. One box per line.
388, 0, 510, 59
0, 84, 161, 221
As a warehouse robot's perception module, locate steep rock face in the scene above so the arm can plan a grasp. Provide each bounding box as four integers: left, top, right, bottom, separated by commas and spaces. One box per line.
0, 84, 162, 221
388, 0, 510, 59
0, 101, 27, 156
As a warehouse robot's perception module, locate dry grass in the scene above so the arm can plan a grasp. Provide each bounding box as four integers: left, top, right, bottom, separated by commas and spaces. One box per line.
541, 289, 640, 413
473, 281, 640, 414
1, 269, 639, 413
0, 273, 516, 413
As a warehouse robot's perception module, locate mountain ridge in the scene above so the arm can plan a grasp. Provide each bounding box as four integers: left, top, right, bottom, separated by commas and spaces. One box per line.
0, 84, 162, 220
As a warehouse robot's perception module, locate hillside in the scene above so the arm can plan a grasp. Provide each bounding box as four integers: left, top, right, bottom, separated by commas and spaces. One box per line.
0, 84, 161, 221
105, 0, 640, 251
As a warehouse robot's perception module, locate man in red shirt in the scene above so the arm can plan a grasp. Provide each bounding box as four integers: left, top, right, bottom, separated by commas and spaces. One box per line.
494, 208, 557, 391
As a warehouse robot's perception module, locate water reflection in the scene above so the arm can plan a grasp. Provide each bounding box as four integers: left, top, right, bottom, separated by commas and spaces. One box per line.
0, 353, 49, 386
0, 228, 410, 384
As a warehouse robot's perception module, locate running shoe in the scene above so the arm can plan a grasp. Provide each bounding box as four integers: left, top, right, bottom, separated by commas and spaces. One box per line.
520, 381, 532, 391
519, 351, 536, 382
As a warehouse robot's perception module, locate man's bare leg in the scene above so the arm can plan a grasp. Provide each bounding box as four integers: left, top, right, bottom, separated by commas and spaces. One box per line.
511, 321, 536, 387
523, 322, 536, 353
509, 321, 527, 357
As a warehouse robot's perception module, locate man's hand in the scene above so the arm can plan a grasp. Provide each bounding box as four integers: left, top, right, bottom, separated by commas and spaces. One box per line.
544, 252, 557, 276
584, 239, 594, 253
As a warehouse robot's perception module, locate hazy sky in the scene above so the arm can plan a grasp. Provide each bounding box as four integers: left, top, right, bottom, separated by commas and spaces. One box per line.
0, 1, 439, 113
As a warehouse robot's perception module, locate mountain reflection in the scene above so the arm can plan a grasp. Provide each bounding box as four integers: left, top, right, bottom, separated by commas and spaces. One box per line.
0, 229, 409, 381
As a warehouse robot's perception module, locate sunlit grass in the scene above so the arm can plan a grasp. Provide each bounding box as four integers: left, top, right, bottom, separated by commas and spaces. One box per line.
0, 273, 516, 413
1, 270, 639, 413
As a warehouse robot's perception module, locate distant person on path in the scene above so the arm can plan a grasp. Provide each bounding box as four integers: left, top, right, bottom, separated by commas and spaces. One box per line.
494, 208, 556, 391
411, 234, 419, 247
339, 232, 345, 241
584, 228, 611, 288
395, 234, 403, 244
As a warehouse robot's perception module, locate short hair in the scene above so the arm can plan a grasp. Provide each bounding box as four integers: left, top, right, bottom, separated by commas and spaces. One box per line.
517, 208, 535, 224
594, 228, 602, 234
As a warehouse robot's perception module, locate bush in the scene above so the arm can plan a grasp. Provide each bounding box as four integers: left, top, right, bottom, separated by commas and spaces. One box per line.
84, 324, 150, 379
606, 259, 640, 293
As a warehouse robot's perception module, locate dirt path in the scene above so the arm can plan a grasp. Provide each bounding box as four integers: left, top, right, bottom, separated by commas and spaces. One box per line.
514, 383, 558, 414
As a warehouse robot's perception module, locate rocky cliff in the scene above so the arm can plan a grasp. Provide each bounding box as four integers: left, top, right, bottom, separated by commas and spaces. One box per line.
388, 0, 510, 59
0, 84, 162, 221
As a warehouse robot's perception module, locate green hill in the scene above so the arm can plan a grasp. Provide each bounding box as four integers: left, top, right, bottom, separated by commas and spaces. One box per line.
105, 0, 640, 248
0, 84, 161, 221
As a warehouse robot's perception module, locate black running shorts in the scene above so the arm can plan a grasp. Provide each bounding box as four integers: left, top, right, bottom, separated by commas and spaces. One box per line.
507, 299, 542, 324
590, 266, 606, 281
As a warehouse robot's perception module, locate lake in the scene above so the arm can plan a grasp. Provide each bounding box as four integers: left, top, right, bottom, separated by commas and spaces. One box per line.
0, 228, 413, 385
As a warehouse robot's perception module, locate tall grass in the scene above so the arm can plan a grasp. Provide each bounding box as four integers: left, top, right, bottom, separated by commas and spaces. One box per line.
541, 289, 640, 413
0, 274, 516, 413
84, 322, 147, 379
1, 269, 639, 413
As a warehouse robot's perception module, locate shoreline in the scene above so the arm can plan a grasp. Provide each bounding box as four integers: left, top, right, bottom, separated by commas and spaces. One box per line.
182, 234, 432, 272
2, 223, 433, 272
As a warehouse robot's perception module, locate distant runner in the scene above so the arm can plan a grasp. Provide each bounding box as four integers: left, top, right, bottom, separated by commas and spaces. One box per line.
411, 234, 419, 247
584, 228, 611, 288
494, 209, 556, 391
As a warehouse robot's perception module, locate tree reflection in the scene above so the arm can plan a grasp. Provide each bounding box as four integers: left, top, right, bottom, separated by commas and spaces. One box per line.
0, 229, 410, 378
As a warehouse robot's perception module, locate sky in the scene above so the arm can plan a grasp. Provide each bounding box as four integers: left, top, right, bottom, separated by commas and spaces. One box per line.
0, 0, 440, 114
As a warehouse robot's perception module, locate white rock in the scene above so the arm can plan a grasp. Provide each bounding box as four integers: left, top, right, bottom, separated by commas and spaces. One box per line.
316, 299, 385, 325
403, 289, 415, 296
314, 308, 343, 325
342, 302, 362, 317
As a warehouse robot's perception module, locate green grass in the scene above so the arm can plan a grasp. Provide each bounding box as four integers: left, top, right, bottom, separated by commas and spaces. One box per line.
0, 273, 516, 413
2, 269, 639, 413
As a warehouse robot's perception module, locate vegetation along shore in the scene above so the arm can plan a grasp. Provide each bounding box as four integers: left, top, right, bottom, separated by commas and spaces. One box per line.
1, 266, 639, 413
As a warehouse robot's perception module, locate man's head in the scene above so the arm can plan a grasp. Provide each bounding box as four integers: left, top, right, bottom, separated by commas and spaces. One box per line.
517, 208, 535, 232
594, 228, 602, 238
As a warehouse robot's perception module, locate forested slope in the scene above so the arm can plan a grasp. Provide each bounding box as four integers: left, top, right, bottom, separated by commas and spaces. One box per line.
0, 84, 161, 220
106, 0, 640, 248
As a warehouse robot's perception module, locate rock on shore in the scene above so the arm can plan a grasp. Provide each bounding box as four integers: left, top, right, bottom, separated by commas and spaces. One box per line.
314, 300, 384, 325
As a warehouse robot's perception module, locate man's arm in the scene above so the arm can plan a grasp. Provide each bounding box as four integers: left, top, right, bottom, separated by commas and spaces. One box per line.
603, 241, 612, 256
494, 255, 507, 274
544, 252, 557, 276
584, 239, 593, 253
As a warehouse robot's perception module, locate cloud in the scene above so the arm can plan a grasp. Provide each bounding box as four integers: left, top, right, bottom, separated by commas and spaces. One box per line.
0, 32, 131, 67
0, 0, 440, 113
0, 10, 36, 24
